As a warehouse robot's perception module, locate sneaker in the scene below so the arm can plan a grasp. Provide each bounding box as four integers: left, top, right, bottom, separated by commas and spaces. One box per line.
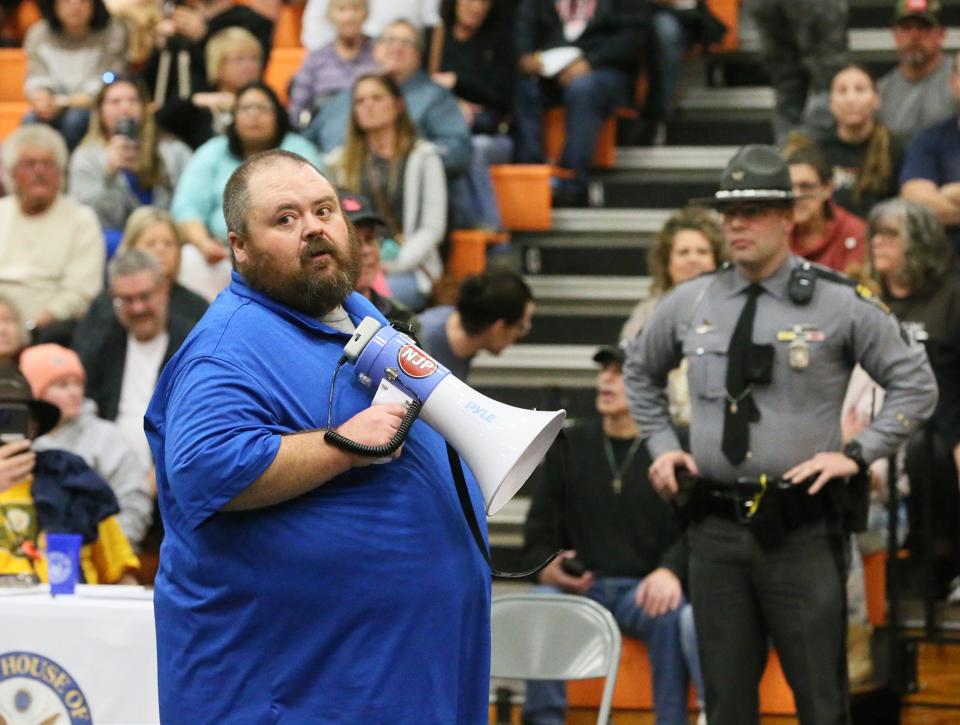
697, 710, 707, 725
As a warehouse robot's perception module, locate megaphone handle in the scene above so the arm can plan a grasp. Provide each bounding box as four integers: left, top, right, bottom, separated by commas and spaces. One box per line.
324, 398, 423, 458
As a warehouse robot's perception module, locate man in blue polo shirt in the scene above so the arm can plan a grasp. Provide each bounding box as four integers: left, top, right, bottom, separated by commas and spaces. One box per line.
144, 149, 490, 724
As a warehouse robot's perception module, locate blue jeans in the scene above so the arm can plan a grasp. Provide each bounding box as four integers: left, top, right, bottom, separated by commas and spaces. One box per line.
24, 107, 91, 151
450, 133, 513, 229
646, 10, 689, 121
513, 68, 631, 192
522, 578, 701, 725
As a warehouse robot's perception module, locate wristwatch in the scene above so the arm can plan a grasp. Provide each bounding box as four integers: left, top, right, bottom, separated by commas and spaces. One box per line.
842, 440, 869, 476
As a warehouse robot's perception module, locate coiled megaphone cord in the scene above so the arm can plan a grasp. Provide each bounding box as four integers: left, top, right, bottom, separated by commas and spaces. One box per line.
323, 355, 423, 457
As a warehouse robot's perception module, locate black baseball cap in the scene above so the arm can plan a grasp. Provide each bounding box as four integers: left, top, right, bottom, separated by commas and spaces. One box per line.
0, 360, 59, 438
593, 345, 626, 366
339, 194, 385, 225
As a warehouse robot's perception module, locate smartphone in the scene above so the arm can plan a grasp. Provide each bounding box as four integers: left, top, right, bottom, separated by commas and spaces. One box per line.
0, 403, 30, 443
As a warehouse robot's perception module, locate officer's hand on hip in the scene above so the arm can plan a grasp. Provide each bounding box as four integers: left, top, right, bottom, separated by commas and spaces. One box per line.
648, 450, 698, 500
635, 567, 682, 618
783, 451, 859, 495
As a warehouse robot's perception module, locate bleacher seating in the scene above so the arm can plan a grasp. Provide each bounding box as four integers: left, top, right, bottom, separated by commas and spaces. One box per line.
264, 46, 306, 106
0, 48, 27, 103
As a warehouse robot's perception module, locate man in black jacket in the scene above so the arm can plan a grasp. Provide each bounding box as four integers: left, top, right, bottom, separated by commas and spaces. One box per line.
513, 0, 647, 206
73, 249, 192, 468
522, 344, 702, 725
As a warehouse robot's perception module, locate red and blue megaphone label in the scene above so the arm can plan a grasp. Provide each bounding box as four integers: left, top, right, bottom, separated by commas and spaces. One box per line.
355, 326, 451, 402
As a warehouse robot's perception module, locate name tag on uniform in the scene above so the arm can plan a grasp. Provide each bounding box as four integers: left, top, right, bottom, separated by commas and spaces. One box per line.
776, 324, 825, 343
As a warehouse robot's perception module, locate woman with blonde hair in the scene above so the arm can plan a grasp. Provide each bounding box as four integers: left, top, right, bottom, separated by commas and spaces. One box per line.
69, 73, 192, 250
621, 206, 725, 428
153, 26, 264, 149
326, 72, 447, 310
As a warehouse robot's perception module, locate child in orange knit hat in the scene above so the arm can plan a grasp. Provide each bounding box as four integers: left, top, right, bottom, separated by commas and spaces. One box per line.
20, 344, 152, 549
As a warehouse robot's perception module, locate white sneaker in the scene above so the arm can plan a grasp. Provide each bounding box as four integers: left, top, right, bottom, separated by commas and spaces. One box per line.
697, 710, 707, 725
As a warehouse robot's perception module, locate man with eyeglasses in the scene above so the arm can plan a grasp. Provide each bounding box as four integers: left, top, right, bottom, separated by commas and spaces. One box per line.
0, 124, 104, 346
624, 144, 937, 725
73, 249, 193, 468
878, 0, 953, 143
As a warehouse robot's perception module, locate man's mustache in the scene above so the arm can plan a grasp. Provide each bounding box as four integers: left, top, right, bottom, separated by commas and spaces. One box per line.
301, 239, 340, 262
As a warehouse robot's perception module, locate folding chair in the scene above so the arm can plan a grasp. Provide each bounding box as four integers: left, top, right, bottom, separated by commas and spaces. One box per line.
491, 593, 622, 725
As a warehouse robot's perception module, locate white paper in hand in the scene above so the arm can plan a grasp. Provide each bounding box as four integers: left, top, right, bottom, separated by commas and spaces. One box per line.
539, 47, 583, 78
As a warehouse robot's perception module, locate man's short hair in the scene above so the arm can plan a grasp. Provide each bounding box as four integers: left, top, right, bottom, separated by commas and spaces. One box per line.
456, 269, 533, 336
222, 150, 326, 239
380, 18, 424, 53
0, 123, 68, 192
108, 248, 164, 285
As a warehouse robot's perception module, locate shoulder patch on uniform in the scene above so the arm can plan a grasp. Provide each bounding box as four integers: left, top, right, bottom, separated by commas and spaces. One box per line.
853, 283, 891, 314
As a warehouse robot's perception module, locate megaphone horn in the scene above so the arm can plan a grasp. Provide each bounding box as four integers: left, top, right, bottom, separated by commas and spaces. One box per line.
341, 317, 566, 515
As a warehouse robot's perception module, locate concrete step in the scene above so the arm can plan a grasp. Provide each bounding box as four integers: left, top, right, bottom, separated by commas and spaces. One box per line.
551, 208, 671, 234
524, 274, 651, 315
517, 237, 649, 277
470, 343, 610, 388
613, 145, 741, 173
524, 311, 628, 346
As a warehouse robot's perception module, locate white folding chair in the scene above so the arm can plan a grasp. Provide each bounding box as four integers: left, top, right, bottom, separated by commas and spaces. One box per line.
490, 593, 622, 725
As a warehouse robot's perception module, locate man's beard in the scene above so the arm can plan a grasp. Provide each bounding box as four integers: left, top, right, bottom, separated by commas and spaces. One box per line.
241, 226, 362, 317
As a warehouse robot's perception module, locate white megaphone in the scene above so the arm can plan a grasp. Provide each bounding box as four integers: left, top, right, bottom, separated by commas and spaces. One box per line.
338, 317, 566, 515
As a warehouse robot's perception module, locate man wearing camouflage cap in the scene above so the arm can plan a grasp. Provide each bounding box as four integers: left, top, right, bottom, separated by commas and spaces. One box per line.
624, 145, 937, 724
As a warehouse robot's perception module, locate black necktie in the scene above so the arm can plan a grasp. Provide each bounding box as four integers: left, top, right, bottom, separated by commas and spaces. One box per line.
722, 284, 763, 464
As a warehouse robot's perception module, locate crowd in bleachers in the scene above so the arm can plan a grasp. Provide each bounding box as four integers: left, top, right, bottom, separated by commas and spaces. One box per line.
1, 0, 960, 717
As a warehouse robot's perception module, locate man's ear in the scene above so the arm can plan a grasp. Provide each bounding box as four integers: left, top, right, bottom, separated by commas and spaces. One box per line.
229, 231, 247, 266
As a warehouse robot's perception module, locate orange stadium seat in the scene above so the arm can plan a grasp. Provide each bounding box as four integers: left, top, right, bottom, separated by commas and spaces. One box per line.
0, 102, 28, 141
273, 2, 304, 48
705, 0, 739, 52
447, 229, 509, 280
489, 164, 552, 231
544, 108, 618, 169
264, 46, 306, 106
0, 49, 27, 102
568, 636, 797, 716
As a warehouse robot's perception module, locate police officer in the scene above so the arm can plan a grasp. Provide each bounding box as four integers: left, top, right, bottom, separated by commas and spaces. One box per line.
624, 145, 938, 725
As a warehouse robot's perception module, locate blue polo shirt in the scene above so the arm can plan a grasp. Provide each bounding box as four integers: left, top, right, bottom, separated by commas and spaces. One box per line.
145, 274, 491, 724
900, 115, 960, 253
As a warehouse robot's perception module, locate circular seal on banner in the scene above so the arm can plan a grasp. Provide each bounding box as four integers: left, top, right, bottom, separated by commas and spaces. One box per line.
46, 551, 73, 585
0, 651, 92, 724
397, 344, 438, 379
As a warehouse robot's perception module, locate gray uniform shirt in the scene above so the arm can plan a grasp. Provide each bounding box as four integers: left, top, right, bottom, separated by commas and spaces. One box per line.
624, 255, 938, 483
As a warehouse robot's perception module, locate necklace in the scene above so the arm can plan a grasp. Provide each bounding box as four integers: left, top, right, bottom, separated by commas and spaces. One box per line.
724, 384, 753, 415
602, 434, 643, 495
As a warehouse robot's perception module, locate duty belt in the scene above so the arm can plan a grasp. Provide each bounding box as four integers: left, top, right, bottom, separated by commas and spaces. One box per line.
677, 475, 845, 548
